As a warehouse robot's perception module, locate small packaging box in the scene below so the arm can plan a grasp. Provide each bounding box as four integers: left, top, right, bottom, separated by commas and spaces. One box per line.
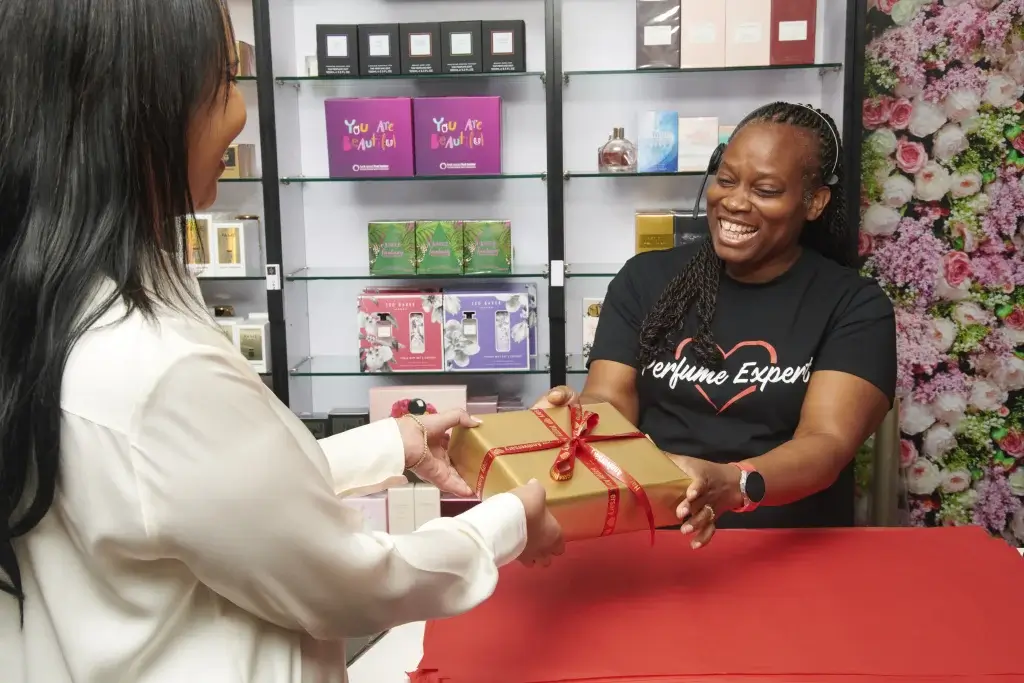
415, 220, 463, 275
481, 20, 526, 73
367, 221, 417, 276
235, 41, 256, 77
305, 56, 318, 77
414, 484, 442, 529
725, 0, 771, 67
325, 97, 414, 178
497, 399, 525, 413
460, 219, 512, 275
442, 286, 532, 372
342, 493, 388, 533
185, 213, 216, 276
211, 220, 260, 277
441, 21, 483, 73
215, 316, 242, 349
441, 496, 480, 516
770, 0, 817, 66
386, 484, 417, 533
220, 143, 257, 179
237, 314, 270, 374
400, 22, 442, 75
637, 111, 679, 173
467, 395, 499, 415
635, 210, 675, 254
328, 408, 370, 435
582, 298, 603, 363
679, 1, 726, 68
358, 289, 445, 373
636, 0, 681, 69
677, 116, 719, 172
673, 209, 709, 247
316, 24, 359, 77
412, 96, 502, 176
358, 24, 401, 76
296, 412, 331, 439
368, 385, 468, 422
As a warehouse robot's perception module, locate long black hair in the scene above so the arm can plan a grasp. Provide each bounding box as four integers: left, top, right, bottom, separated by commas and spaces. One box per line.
0, 0, 235, 615
637, 102, 856, 368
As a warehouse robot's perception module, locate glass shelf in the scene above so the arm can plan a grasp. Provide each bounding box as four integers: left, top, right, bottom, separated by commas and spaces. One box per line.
566, 354, 589, 375
276, 71, 543, 83
564, 62, 842, 78
287, 265, 547, 281
218, 177, 262, 183
280, 172, 545, 184
565, 263, 624, 278
290, 355, 550, 377
196, 274, 266, 282
566, 170, 703, 179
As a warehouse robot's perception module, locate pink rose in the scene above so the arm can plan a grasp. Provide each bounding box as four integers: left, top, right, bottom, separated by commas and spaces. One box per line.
863, 98, 893, 130
899, 439, 918, 468
999, 430, 1024, 458
1005, 307, 1024, 331
889, 98, 913, 129
942, 251, 972, 287
895, 138, 927, 174
858, 232, 874, 256
1013, 133, 1024, 155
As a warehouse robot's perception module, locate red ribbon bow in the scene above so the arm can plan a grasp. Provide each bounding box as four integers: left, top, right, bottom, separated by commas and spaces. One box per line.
475, 404, 656, 542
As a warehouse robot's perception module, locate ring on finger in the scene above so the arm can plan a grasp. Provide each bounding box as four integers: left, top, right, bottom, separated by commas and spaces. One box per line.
703, 504, 715, 522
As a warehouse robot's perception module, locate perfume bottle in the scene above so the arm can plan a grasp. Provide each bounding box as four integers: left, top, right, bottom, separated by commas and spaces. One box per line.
598, 127, 637, 173
461, 312, 478, 347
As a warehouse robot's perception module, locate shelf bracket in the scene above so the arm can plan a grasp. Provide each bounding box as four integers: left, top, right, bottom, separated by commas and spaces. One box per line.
539, 72, 547, 85
563, 262, 573, 276
563, 73, 570, 86
818, 65, 842, 78
563, 171, 571, 182
275, 79, 300, 91
540, 172, 548, 182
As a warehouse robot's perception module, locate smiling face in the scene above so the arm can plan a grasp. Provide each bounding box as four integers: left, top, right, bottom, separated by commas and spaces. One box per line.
706, 122, 831, 282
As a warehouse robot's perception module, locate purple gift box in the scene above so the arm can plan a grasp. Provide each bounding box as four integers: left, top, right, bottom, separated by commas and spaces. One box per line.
412, 96, 502, 176
442, 285, 531, 371
325, 97, 414, 178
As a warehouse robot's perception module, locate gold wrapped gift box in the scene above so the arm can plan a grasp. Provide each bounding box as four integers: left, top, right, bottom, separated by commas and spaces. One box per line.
449, 403, 691, 542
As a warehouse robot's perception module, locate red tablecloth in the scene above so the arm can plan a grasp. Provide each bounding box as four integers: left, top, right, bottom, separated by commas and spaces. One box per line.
412, 527, 1024, 683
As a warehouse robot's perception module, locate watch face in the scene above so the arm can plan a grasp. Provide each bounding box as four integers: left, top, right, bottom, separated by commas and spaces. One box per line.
746, 471, 766, 503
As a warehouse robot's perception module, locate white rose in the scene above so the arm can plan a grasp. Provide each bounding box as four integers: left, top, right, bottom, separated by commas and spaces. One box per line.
891, 0, 926, 24
940, 469, 971, 493
984, 72, 1024, 109
914, 161, 952, 201
881, 174, 915, 208
931, 391, 967, 427
923, 424, 958, 461
1011, 507, 1024, 543
974, 0, 1003, 9
901, 399, 936, 435
961, 487, 979, 509
969, 191, 990, 214
953, 301, 990, 326
932, 124, 969, 162
928, 317, 957, 353
1006, 51, 1024, 85
862, 204, 902, 236
943, 90, 981, 122
936, 274, 971, 301
875, 157, 897, 186
970, 379, 1008, 412
1008, 469, 1024, 497
988, 354, 1024, 393
906, 458, 942, 495
908, 99, 947, 138
950, 170, 983, 198
867, 128, 898, 156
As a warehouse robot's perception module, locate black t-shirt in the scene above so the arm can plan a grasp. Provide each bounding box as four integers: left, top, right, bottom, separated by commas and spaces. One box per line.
589, 243, 896, 529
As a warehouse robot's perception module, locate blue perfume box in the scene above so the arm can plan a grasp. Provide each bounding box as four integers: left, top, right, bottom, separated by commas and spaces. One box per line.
637, 111, 679, 173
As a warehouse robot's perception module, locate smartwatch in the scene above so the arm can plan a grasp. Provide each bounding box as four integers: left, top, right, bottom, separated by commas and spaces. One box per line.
730, 462, 765, 513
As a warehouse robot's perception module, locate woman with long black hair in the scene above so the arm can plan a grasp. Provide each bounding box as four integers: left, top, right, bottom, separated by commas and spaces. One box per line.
539, 102, 897, 549
0, 1, 561, 679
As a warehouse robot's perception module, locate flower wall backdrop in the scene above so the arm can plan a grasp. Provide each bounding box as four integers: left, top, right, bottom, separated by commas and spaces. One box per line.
857, 0, 1024, 544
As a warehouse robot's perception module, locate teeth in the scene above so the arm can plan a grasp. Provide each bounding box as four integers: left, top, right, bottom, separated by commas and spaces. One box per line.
720, 220, 758, 241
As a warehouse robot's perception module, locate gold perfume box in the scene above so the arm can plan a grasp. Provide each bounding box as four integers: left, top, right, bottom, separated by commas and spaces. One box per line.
635, 210, 674, 254
209, 218, 263, 278
185, 213, 216, 275
237, 315, 270, 374
220, 143, 257, 179
236, 41, 256, 77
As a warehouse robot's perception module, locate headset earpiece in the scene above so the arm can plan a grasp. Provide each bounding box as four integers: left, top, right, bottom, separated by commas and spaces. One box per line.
707, 143, 726, 175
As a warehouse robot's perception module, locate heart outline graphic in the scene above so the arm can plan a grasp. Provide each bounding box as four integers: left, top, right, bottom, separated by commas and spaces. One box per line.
674, 338, 779, 414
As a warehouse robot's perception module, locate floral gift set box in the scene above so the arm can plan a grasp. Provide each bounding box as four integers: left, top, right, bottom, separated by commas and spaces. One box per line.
357, 289, 444, 372
443, 285, 533, 371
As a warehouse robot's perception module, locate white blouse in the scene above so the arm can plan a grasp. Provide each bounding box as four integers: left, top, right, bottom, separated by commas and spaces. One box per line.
4, 282, 527, 683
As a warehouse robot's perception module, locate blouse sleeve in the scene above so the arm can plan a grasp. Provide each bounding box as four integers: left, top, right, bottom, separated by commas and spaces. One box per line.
130, 350, 527, 640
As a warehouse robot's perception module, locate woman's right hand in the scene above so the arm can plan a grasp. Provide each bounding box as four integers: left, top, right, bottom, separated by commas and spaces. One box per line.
511, 480, 565, 567
531, 385, 579, 410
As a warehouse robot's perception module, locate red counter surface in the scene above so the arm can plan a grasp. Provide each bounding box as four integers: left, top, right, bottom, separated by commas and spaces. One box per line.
412, 527, 1024, 683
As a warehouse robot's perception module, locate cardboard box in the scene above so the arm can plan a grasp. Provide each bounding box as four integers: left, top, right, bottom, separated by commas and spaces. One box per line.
442, 286, 532, 371
482, 20, 526, 73
400, 22, 442, 75
770, 0, 817, 65
358, 289, 445, 373
441, 21, 483, 73
325, 97, 414, 178
679, 1, 726, 68
358, 23, 401, 76
316, 24, 359, 77
368, 385, 468, 422
412, 96, 502, 175
637, 111, 678, 173
636, 0, 681, 69
635, 210, 675, 253
725, 0, 771, 67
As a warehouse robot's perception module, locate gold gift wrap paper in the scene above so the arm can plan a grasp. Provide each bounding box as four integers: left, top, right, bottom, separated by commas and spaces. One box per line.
449, 403, 691, 541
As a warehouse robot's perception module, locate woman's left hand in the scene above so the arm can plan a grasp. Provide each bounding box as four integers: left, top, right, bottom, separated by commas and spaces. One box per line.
666, 455, 743, 550
397, 409, 480, 496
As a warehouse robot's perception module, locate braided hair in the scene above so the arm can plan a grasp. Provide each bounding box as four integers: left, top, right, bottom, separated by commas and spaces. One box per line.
636, 102, 855, 369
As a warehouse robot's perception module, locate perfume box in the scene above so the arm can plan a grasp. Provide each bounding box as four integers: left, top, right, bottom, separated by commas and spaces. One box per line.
442, 286, 532, 371
358, 289, 445, 373
325, 97, 414, 178
400, 23, 442, 75
468, 395, 499, 415
678, 116, 719, 172
237, 314, 270, 374
482, 20, 526, 73
674, 210, 709, 247
305, 56, 318, 77
211, 220, 261, 277
415, 220, 462, 275
441, 495, 480, 516
236, 41, 256, 77
441, 21, 483, 73
316, 24, 359, 77
328, 408, 370, 435
342, 493, 388, 533
386, 484, 416, 533
414, 483, 442, 529
185, 213, 215, 276
582, 298, 604, 363
358, 24, 401, 76
297, 412, 331, 439
725, 0, 771, 67
770, 0, 817, 65
497, 398, 525, 413
367, 221, 416, 276
413, 96, 502, 175
368, 385, 468, 422
679, 1, 726, 68
220, 143, 257, 179
461, 220, 512, 274
215, 316, 242, 349
637, 111, 679, 173
635, 210, 675, 254
636, 0, 681, 69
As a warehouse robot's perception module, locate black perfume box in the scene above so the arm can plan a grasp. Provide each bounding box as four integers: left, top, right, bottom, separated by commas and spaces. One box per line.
441, 21, 482, 74
482, 20, 526, 73
673, 210, 709, 247
297, 412, 331, 440
358, 24, 401, 76
328, 408, 370, 435
400, 23, 442, 75
636, 0, 681, 69
316, 25, 359, 77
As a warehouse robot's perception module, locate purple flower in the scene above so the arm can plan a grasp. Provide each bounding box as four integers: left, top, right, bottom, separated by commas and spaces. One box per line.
868, 217, 946, 309
972, 468, 1023, 533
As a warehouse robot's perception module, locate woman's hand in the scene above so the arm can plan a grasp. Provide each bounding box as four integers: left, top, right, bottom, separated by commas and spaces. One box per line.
397, 410, 480, 496
531, 385, 579, 410
511, 479, 565, 568
666, 455, 743, 550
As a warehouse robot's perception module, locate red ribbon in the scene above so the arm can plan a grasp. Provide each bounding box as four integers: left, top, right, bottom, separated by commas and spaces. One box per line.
474, 404, 656, 543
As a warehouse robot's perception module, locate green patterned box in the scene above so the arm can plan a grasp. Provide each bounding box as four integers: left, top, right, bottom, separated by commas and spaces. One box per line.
461, 220, 512, 275
367, 221, 416, 276
415, 220, 463, 275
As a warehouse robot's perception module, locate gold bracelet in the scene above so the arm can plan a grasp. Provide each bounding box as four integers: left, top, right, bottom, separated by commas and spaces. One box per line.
404, 414, 430, 470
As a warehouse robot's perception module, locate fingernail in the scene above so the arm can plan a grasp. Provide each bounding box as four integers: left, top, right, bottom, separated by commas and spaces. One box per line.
677, 505, 688, 519
471, 417, 483, 425
528, 478, 538, 484
688, 491, 699, 500
681, 524, 693, 534
692, 541, 702, 550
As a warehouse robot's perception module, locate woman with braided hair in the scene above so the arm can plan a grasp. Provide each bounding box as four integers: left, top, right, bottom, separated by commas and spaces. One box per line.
537, 101, 896, 549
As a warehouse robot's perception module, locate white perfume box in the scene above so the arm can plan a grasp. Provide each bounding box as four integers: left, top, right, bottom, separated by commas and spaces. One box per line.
215, 316, 243, 350
387, 484, 417, 533
236, 314, 270, 373
582, 298, 604, 363
186, 213, 216, 276
413, 483, 441, 529
211, 220, 263, 277
677, 117, 720, 172
342, 493, 388, 533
